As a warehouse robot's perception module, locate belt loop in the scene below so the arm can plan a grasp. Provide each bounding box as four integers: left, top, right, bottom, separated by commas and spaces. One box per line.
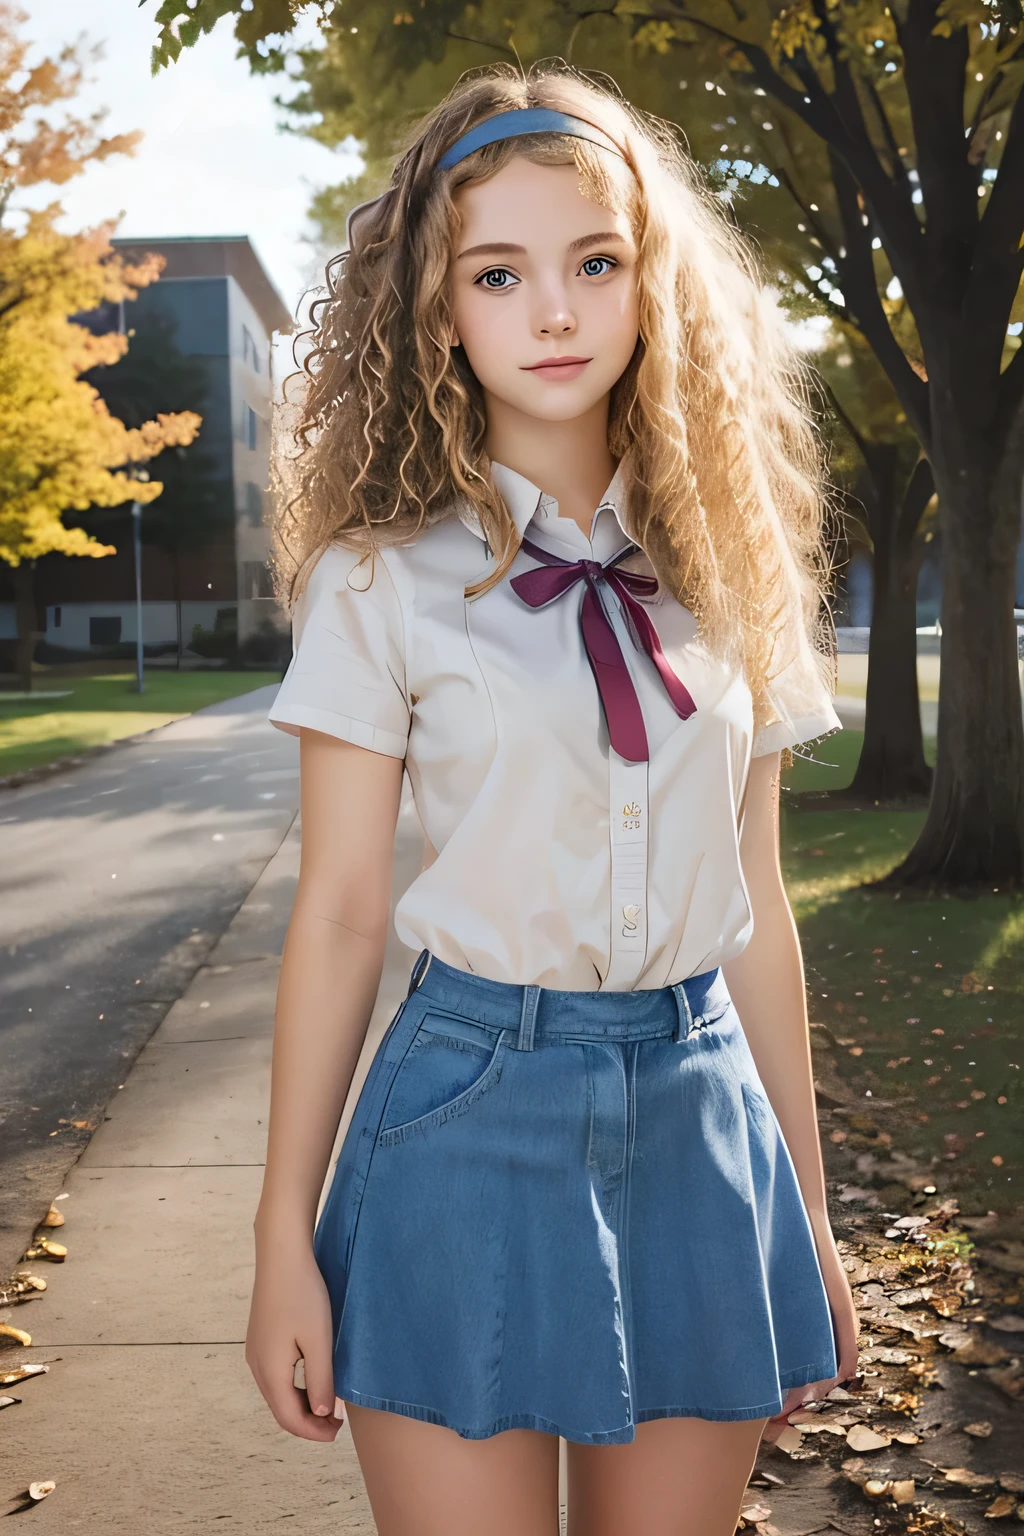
672, 979, 693, 1043
407, 948, 432, 998
516, 985, 542, 1052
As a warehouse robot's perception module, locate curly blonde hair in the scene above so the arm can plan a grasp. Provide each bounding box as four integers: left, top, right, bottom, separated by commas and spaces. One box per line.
273, 60, 836, 734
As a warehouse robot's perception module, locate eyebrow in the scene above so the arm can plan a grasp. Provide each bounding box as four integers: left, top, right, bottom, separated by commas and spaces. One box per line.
456, 231, 628, 261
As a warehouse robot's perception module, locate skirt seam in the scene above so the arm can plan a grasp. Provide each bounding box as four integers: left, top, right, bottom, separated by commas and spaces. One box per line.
337, 1383, 837, 1443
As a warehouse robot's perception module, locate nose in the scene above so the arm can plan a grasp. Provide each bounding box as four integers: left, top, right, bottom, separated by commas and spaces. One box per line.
533, 276, 576, 339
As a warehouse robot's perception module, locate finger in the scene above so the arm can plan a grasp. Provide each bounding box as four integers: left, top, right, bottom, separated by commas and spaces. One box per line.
301, 1346, 342, 1422
249, 1354, 343, 1442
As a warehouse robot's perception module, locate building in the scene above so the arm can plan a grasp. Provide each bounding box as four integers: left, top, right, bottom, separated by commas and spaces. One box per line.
5, 235, 292, 666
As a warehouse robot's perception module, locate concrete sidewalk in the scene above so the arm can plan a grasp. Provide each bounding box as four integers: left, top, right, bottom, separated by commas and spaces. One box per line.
1, 784, 425, 1532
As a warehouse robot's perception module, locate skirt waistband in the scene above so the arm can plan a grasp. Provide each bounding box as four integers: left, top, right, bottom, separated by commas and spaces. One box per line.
403, 950, 731, 1051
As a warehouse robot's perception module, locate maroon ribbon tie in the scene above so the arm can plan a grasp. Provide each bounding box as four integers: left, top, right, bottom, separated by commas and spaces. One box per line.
509, 534, 696, 763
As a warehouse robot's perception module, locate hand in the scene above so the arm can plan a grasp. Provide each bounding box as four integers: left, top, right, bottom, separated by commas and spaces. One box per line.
245, 1239, 344, 1441
761, 1227, 861, 1447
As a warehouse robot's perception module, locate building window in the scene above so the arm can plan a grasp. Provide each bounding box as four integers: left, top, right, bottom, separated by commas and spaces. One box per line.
245, 482, 263, 526
90, 616, 122, 646
242, 325, 261, 374
245, 405, 258, 451
241, 561, 275, 599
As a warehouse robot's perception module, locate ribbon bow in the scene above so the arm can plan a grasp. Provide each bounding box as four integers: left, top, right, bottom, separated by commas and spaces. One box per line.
509, 534, 696, 762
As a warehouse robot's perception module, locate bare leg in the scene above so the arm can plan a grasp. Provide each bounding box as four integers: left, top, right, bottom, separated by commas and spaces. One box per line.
567, 1415, 769, 1536
344, 1401, 561, 1536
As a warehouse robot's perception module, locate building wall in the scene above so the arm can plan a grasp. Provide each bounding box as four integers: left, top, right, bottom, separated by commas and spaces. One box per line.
226, 275, 287, 645
44, 601, 229, 651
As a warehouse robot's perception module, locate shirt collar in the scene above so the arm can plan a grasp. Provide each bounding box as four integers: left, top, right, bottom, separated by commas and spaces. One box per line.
456, 454, 634, 553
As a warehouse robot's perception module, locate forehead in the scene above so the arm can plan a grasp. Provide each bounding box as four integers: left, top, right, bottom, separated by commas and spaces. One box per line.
452, 157, 631, 247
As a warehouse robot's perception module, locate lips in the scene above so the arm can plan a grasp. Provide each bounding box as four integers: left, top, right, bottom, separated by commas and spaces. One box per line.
524, 356, 591, 371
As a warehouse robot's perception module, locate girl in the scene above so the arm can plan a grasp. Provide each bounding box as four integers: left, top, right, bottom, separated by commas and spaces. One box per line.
248, 61, 859, 1536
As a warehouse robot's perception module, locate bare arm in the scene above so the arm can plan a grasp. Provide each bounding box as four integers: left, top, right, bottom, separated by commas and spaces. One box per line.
721, 751, 859, 1413
247, 726, 404, 1439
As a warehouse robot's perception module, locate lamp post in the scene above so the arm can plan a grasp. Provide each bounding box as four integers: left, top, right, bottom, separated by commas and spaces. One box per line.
132, 500, 143, 695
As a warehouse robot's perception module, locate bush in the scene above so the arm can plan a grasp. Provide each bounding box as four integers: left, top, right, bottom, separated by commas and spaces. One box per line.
188, 607, 237, 661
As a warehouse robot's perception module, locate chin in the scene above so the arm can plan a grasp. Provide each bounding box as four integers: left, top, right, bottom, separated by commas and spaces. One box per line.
512, 389, 611, 422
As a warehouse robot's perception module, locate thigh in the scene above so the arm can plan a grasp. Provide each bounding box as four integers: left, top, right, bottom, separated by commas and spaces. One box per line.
344, 1401, 561, 1536
566, 1415, 769, 1536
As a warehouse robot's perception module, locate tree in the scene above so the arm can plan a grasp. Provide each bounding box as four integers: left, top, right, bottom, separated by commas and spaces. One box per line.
153, 0, 1024, 886
0, 6, 200, 688
815, 326, 937, 801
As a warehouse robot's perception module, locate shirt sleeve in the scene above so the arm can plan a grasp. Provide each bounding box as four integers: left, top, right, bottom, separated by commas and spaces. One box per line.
750, 625, 842, 758
268, 544, 411, 759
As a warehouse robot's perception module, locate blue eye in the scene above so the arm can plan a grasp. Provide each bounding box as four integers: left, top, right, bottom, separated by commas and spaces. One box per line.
580, 256, 616, 277
475, 267, 518, 289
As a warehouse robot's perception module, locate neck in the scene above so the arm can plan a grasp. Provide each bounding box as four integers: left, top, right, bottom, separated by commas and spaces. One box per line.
482, 392, 616, 537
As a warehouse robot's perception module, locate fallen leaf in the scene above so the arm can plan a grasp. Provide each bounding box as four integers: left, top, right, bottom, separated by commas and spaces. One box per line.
847, 1424, 893, 1452
938, 1328, 973, 1350
39, 1206, 64, 1228
984, 1493, 1016, 1518
963, 1421, 993, 1438
888, 1287, 932, 1307
939, 1467, 996, 1488
28, 1481, 56, 1501
0, 1322, 31, 1346
861, 1346, 918, 1365
950, 1337, 1011, 1367
999, 1474, 1024, 1493
894, 1430, 920, 1444
989, 1314, 1024, 1333
773, 1424, 804, 1454
0, 1363, 48, 1386
740, 1503, 771, 1522
0, 1395, 21, 1410
891, 1479, 916, 1505
21, 1238, 66, 1262
864, 1479, 892, 1498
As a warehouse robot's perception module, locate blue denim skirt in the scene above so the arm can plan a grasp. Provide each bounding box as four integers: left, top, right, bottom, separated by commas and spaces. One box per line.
312, 949, 839, 1446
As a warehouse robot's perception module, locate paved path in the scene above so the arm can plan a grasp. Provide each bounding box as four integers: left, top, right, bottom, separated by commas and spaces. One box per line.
0, 686, 299, 1276
0, 780, 426, 1532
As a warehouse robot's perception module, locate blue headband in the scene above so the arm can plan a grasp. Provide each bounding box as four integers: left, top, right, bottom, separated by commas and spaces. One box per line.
436, 108, 624, 171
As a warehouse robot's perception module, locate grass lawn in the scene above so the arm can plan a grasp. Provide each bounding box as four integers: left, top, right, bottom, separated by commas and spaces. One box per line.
783, 729, 1023, 1217
0, 670, 280, 778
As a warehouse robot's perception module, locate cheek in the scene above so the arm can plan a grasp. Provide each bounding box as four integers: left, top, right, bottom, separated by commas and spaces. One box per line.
453, 292, 521, 382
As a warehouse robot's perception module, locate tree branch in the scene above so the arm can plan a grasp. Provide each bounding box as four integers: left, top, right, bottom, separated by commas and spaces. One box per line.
896, 453, 935, 549
997, 340, 1024, 439
898, 0, 977, 292
830, 147, 932, 448
443, 29, 521, 58
658, 1, 925, 271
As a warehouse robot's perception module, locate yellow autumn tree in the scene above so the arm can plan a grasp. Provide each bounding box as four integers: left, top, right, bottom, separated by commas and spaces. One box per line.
0, 2, 200, 687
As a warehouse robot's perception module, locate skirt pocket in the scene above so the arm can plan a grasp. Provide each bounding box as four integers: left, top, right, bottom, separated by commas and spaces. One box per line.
377, 1013, 508, 1147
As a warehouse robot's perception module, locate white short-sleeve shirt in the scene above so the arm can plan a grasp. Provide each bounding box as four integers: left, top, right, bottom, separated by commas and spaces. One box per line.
270, 461, 841, 990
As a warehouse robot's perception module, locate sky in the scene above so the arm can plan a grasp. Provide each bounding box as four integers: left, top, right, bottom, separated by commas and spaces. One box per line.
17, 2, 362, 332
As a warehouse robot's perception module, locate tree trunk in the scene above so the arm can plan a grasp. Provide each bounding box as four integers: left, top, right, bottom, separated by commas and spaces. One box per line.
888, 438, 1024, 888
848, 454, 934, 803
14, 562, 37, 693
